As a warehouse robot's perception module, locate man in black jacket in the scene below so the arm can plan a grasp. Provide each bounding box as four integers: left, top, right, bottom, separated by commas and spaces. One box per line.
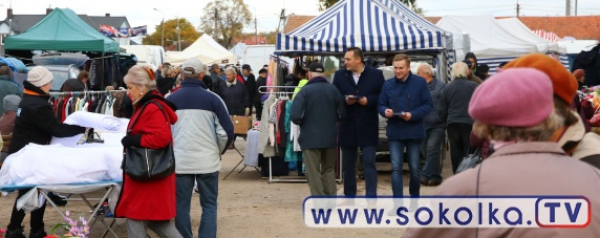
5, 66, 87, 238
291, 63, 344, 196
254, 69, 267, 120
241, 64, 256, 116
438, 62, 478, 174
333, 47, 385, 198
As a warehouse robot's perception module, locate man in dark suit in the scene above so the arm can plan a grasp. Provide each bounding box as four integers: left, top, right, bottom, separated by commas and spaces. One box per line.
241, 64, 256, 116
333, 47, 385, 198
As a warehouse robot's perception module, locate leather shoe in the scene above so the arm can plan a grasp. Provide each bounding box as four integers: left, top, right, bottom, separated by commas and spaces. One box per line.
420, 178, 430, 186
428, 179, 443, 186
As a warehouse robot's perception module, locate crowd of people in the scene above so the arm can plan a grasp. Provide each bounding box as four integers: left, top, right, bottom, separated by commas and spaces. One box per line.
1, 44, 600, 237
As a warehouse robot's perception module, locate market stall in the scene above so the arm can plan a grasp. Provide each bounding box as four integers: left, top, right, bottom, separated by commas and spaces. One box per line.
3, 8, 121, 89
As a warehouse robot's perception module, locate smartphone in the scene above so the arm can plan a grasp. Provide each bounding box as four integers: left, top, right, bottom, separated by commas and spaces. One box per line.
393, 111, 406, 117
347, 95, 359, 99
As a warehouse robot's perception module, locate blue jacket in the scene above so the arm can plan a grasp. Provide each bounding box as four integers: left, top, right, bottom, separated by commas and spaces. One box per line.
378, 72, 433, 140
166, 79, 235, 174
333, 66, 385, 147
423, 78, 447, 131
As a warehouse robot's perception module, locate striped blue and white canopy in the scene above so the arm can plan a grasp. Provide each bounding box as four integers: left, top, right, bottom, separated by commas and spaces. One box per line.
276, 0, 450, 54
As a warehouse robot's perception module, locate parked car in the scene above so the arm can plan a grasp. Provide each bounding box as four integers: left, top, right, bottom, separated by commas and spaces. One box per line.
26, 64, 80, 91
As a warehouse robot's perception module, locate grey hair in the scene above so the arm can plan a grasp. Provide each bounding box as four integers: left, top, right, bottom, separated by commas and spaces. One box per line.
124, 64, 157, 90
224, 67, 237, 75
451, 62, 469, 80
418, 63, 435, 77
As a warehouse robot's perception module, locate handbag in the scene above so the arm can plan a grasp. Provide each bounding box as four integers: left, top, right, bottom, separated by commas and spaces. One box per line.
456, 147, 482, 174
123, 101, 175, 182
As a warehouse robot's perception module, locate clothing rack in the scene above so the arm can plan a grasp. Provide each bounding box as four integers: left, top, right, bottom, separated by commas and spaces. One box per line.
48, 90, 127, 96
258, 85, 343, 184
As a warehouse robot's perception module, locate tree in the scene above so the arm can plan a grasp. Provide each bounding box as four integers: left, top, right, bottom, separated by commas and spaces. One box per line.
201, 0, 252, 49
143, 18, 200, 50
319, 0, 417, 11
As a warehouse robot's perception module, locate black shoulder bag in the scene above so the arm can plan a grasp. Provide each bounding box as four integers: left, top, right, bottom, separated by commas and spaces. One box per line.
123, 101, 175, 182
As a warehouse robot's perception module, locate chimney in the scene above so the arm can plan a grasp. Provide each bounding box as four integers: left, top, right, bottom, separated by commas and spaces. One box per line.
7, 8, 13, 18
105, 13, 110, 17
46, 8, 53, 15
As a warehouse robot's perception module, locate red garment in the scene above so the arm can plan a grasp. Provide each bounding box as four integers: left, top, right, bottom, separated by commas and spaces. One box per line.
115, 92, 179, 220
61, 96, 70, 122
236, 75, 245, 84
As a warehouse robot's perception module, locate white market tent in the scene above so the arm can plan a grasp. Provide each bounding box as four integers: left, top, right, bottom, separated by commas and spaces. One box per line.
229, 42, 247, 63
166, 34, 237, 65
496, 18, 566, 55
437, 15, 568, 73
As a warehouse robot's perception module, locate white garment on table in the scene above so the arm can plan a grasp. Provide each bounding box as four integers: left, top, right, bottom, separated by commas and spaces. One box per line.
290, 122, 301, 152
0, 136, 125, 186
50, 111, 130, 147
244, 129, 260, 167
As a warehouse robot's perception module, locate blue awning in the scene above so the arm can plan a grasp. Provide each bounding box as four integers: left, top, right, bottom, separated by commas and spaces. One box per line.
276, 0, 451, 54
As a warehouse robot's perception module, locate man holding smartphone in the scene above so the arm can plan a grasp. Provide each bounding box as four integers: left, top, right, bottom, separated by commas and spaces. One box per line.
333, 47, 385, 198
378, 54, 432, 198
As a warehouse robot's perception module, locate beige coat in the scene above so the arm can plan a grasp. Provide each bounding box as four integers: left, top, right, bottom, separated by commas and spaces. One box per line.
404, 142, 600, 238
558, 111, 600, 168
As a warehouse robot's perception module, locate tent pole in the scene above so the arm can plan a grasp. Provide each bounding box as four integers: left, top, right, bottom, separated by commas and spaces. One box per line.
101, 52, 105, 90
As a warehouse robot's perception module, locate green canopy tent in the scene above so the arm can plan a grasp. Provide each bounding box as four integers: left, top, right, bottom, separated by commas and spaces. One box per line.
4, 8, 119, 52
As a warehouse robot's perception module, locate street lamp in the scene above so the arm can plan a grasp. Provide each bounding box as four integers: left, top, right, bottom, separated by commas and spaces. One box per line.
153, 8, 164, 49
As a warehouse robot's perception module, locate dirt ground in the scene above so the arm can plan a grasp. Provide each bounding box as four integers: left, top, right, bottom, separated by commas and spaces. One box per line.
0, 139, 454, 238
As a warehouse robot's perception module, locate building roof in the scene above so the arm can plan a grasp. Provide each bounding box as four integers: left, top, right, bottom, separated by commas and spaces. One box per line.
425, 16, 600, 41
284, 15, 316, 34
5, 10, 130, 34
88, 16, 129, 29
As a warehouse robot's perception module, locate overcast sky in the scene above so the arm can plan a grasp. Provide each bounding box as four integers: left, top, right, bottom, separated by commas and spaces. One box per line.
2, 0, 599, 34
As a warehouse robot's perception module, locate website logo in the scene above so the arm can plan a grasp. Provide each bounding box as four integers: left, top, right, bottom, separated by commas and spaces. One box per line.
303, 196, 591, 228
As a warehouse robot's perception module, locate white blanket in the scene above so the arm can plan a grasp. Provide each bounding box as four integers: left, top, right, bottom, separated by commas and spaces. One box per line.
0, 111, 128, 186
51, 111, 129, 147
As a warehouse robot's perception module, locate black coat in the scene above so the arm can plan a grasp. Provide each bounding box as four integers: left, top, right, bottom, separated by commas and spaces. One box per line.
9, 81, 86, 155
255, 76, 267, 103
333, 66, 385, 147
60, 78, 86, 92
245, 73, 257, 102
291, 77, 344, 150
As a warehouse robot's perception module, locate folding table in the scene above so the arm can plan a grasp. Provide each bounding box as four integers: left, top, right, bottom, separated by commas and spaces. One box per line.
0, 181, 122, 238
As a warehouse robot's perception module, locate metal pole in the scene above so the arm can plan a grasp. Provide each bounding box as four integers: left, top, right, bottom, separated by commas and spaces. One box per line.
177, 16, 181, 51
154, 8, 164, 49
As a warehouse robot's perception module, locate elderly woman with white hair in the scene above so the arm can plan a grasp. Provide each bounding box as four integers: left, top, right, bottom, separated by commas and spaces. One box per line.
216, 66, 250, 116
438, 62, 479, 174
114, 65, 182, 238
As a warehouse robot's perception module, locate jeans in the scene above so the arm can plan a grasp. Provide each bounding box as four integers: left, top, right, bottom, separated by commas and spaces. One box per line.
175, 172, 219, 238
303, 148, 337, 196
389, 139, 422, 197
420, 128, 446, 182
254, 101, 263, 120
447, 123, 473, 174
342, 146, 377, 196
127, 219, 182, 238
8, 188, 46, 233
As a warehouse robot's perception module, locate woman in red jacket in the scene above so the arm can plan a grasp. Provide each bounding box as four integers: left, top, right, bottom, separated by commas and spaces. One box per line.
115, 65, 182, 238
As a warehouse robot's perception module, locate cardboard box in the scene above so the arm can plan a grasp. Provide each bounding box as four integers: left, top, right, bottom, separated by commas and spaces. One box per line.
232, 115, 252, 135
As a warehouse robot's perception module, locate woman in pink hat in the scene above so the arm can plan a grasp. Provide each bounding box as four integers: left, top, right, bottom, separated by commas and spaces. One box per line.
404, 68, 600, 238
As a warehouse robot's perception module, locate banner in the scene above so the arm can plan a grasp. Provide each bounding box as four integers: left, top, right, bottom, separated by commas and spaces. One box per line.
118, 27, 130, 37
131, 25, 147, 37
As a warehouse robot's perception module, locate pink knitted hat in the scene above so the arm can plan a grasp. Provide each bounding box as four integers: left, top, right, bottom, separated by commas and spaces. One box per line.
468, 68, 553, 127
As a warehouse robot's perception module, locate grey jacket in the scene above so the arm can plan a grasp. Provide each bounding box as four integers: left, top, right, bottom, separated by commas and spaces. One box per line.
423, 78, 446, 130
291, 77, 344, 150
258, 94, 276, 157
438, 78, 478, 126
404, 142, 600, 238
